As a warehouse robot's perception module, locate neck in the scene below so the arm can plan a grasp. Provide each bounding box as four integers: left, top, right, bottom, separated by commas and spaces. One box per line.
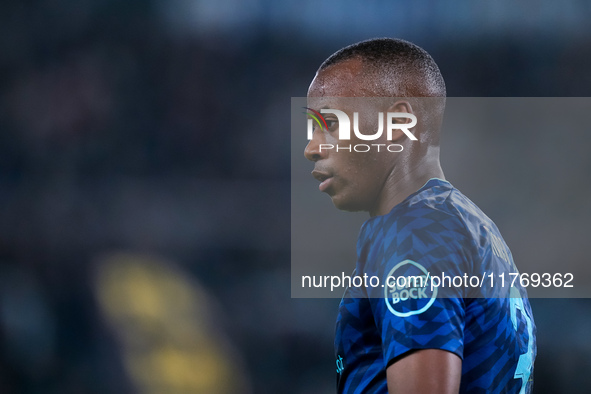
369, 153, 444, 217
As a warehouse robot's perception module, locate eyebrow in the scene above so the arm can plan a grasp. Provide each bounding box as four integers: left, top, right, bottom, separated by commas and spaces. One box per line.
305, 107, 329, 130
305, 105, 330, 112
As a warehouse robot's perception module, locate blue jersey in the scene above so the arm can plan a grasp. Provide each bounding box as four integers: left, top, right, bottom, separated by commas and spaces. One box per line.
335, 178, 536, 393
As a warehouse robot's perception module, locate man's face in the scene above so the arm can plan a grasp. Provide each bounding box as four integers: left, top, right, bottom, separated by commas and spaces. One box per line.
305, 59, 397, 213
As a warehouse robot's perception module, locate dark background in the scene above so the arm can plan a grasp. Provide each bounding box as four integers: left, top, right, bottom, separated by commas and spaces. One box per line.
1, 1, 590, 393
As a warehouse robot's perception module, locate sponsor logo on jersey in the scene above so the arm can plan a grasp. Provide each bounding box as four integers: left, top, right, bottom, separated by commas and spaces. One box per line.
384, 259, 437, 317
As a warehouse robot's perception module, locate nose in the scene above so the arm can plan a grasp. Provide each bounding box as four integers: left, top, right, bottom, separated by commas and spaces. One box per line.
304, 130, 328, 162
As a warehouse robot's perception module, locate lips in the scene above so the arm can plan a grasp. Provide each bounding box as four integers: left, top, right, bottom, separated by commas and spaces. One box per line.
312, 170, 333, 192
312, 170, 331, 182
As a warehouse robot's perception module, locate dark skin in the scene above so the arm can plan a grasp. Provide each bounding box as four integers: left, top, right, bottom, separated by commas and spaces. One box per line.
305, 58, 446, 217
305, 58, 461, 393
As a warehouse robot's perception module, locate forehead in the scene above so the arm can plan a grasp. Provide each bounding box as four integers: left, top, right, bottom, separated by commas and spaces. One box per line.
307, 58, 377, 110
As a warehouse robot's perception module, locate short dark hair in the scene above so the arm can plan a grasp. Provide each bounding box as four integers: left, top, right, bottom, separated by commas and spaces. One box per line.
319, 38, 446, 97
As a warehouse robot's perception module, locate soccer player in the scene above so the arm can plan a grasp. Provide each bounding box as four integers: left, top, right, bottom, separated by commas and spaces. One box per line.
304, 38, 536, 393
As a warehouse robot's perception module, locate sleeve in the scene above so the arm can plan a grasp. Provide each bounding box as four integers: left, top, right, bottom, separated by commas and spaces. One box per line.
363, 209, 475, 367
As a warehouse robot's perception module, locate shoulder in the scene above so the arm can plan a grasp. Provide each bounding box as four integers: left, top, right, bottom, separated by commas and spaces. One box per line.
359, 179, 485, 245
357, 179, 494, 276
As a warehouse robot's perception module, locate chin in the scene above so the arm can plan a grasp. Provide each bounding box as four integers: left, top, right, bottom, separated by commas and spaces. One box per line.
330, 194, 366, 213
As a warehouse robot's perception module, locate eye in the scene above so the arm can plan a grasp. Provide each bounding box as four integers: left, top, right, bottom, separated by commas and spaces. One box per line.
325, 118, 338, 131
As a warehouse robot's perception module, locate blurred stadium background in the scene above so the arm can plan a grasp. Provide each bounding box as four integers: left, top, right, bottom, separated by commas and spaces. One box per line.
1, 0, 590, 393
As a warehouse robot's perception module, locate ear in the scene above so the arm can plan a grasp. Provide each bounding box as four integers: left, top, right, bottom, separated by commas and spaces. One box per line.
386, 100, 416, 142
